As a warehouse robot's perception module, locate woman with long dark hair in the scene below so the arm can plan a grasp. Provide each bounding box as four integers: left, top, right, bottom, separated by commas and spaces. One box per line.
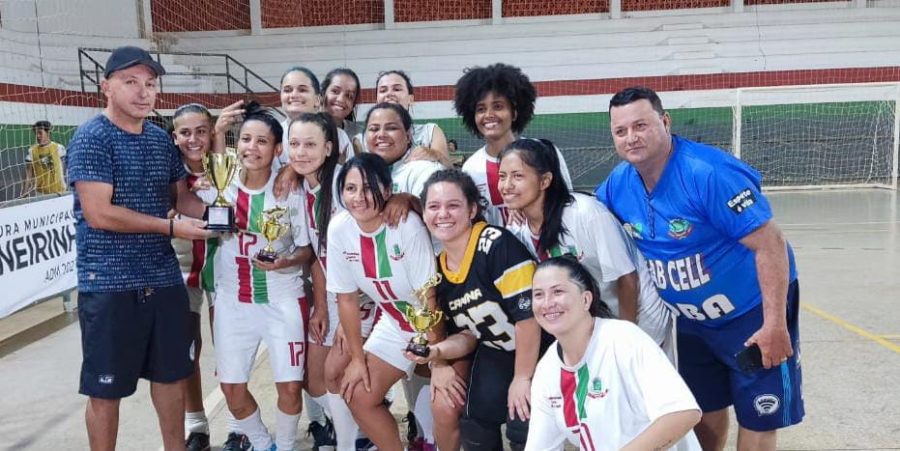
498, 138, 675, 355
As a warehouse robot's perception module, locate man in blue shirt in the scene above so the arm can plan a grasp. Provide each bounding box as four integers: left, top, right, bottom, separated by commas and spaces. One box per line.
67, 46, 212, 450
595, 87, 803, 451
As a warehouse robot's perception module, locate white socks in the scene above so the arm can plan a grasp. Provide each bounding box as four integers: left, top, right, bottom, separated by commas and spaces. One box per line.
234, 408, 273, 450
275, 409, 301, 451
224, 409, 242, 434
414, 384, 434, 443
305, 391, 328, 426
184, 410, 209, 434
326, 392, 360, 451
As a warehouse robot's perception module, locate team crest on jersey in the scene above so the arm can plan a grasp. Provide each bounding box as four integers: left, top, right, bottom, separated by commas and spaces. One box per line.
623, 223, 644, 240
587, 377, 609, 399
390, 244, 405, 261
667, 218, 693, 240
342, 251, 360, 262
753, 394, 781, 416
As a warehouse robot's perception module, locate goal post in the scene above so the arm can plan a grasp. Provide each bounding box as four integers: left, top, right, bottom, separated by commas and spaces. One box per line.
733, 82, 900, 190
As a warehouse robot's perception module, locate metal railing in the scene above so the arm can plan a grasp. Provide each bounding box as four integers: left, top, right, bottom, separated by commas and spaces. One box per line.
77, 47, 278, 95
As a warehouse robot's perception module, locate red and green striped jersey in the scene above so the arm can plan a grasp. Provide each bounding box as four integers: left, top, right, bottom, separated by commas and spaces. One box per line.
527, 319, 702, 450
173, 168, 219, 291
326, 210, 436, 334
200, 173, 309, 304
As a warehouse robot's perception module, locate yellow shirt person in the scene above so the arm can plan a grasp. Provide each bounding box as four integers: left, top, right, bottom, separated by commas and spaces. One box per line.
23, 121, 67, 196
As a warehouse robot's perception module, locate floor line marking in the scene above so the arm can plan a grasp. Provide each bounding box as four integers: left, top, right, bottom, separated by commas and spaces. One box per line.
801, 302, 900, 354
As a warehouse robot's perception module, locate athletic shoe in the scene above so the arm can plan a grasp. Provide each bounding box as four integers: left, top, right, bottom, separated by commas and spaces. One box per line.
185, 432, 211, 451
222, 432, 252, 451
355, 437, 377, 450
308, 417, 337, 450
406, 437, 424, 451
403, 411, 419, 444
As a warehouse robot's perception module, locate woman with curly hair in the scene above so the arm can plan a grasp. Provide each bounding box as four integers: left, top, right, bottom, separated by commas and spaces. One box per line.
453, 63, 573, 226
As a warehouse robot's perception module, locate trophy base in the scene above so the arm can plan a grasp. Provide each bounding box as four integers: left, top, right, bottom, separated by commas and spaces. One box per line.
255, 250, 278, 263
406, 342, 431, 358
204, 205, 235, 232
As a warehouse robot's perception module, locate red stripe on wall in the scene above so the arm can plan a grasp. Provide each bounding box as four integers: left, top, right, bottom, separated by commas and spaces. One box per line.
152, 0, 250, 32
3, 67, 899, 109
261, 0, 384, 28
503, 0, 609, 17
394, 0, 491, 22
622, 0, 728, 11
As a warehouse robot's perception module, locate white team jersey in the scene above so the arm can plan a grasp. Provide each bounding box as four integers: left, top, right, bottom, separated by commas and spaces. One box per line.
326, 211, 437, 334
173, 166, 217, 291
462, 141, 573, 226
509, 193, 673, 346
355, 122, 438, 154
302, 167, 344, 262
390, 156, 444, 199
278, 118, 353, 170
200, 172, 310, 304
526, 319, 701, 451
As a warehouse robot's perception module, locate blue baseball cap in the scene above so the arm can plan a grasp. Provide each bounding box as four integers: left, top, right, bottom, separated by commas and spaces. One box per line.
104, 46, 166, 78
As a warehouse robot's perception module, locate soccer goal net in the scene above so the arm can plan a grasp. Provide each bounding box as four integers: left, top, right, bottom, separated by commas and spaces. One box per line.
735, 83, 899, 190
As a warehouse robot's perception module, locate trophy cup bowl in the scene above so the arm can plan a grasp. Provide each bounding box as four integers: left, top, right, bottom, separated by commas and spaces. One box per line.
255, 207, 289, 263
404, 273, 444, 357
202, 151, 238, 231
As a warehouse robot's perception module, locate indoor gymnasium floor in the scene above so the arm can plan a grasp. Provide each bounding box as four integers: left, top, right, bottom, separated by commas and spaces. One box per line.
0, 189, 898, 450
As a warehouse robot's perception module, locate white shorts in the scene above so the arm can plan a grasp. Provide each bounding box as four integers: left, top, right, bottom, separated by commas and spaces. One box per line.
363, 318, 417, 377
213, 297, 306, 383
322, 291, 378, 346
186, 286, 215, 314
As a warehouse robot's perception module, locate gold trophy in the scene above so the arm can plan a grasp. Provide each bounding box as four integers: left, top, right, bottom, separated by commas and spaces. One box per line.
255, 206, 290, 263
405, 273, 445, 357
202, 149, 238, 231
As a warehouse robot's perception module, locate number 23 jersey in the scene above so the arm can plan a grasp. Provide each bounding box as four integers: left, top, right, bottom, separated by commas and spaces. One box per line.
437, 222, 537, 352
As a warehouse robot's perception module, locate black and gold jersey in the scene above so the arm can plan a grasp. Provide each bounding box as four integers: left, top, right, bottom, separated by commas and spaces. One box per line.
437, 222, 537, 352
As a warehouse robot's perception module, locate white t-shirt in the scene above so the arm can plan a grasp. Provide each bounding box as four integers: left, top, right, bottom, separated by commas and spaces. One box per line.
278, 118, 353, 170
390, 157, 445, 199
526, 319, 701, 451
326, 211, 437, 334
508, 193, 673, 345
462, 142, 573, 226
199, 172, 310, 304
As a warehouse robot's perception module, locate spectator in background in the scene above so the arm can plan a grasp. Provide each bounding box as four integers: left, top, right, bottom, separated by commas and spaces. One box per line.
21, 120, 67, 197
67, 46, 212, 451
447, 139, 458, 153
595, 86, 803, 451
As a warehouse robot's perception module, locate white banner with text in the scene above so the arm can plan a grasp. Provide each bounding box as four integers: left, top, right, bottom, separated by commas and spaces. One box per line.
0, 195, 76, 318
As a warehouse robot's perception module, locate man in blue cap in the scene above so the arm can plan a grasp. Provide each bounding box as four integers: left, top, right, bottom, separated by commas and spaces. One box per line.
67, 45, 213, 451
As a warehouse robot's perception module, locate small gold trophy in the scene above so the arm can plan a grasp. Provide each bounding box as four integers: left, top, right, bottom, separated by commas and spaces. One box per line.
405, 273, 445, 357
256, 206, 290, 263
202, 149, 239, 231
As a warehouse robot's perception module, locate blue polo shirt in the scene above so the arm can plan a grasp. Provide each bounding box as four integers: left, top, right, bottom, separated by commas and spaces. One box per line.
68, 115, 186, 292
596, 135, 796, 327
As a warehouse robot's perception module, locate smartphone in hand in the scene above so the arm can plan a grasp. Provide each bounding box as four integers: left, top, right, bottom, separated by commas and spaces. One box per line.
736, 344, 764, 373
